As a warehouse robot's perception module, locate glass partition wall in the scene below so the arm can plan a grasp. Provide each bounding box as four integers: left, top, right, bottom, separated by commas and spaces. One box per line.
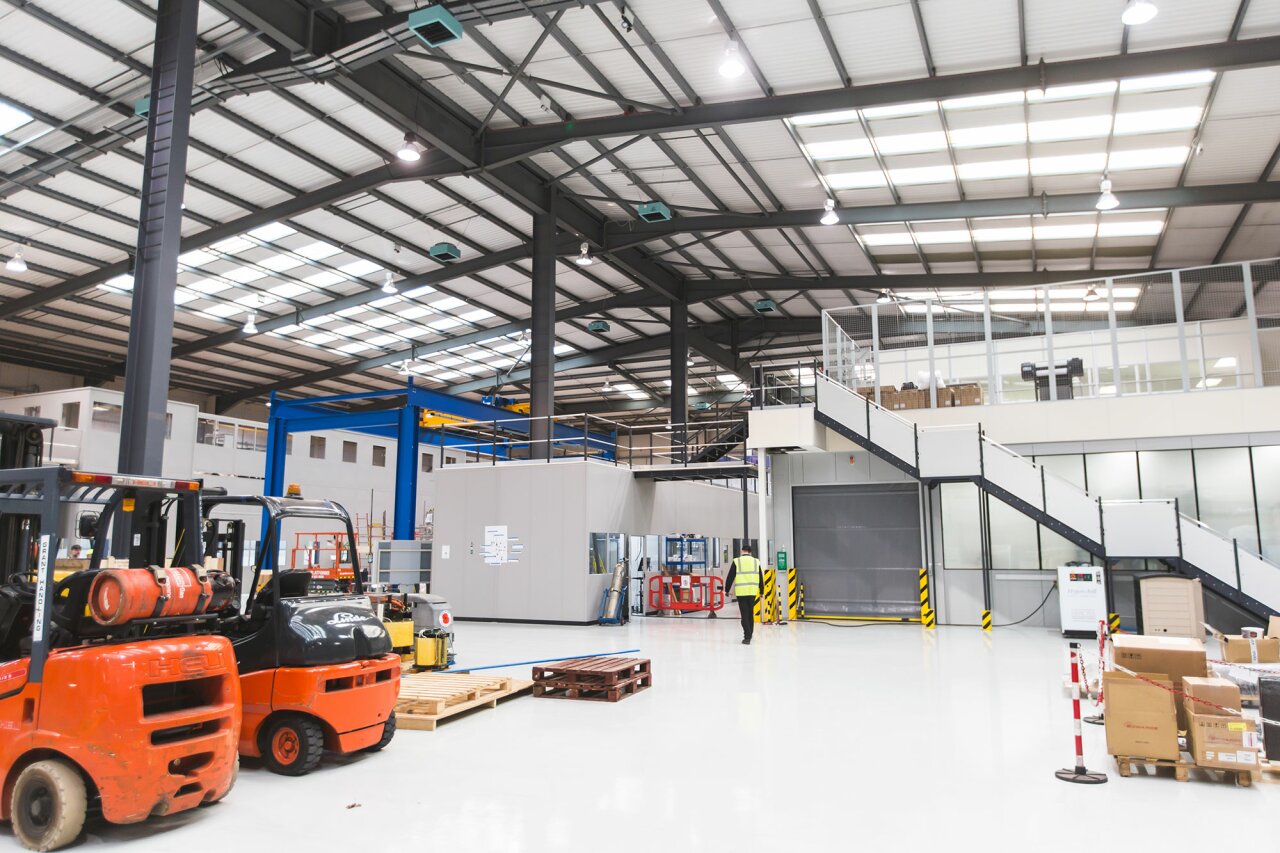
822, 259, 1278, 409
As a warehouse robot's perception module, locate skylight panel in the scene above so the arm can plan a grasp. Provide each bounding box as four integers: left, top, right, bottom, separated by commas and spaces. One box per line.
305, 333, 336, 345
459, 363, 490, 375
790, 108, 862, 126
462, 309, 494, 322
222, 266, 267, 284
259, 253, 306, 272
201, 303, 240, 318
861, 232, 917, 247
1034, 223, 1099, 240
247, 223, 296, 242
1026, 81, 1117, 102
270, 282, 310, 298
404, 285, 437, 298
1107, 146, 1189, 170
295, 241, 341, 260
304, 271, 345, 287
366, 335, 399, 347
429, 317, 463, 330
1119, 70, 1215, 92
397, 306, 432, 320
188, 278, 230, 295
272, 324, 302, 335
488, 357, 516, 368
340, 260, 382, 277
337, 342, 372, 354
826, 170, 888, 190
235, 293, 277, 307
913, 230, 972, 245
210, 236, 254, 254
174, 288, 197, 305
886, 164, 956, 185
1097, 220, 1165, 238
973, 226, 1033, 242
400, 326, 434, 339
1030, 152, 1107, 175
364, 315, 399, 329
1113, 107, 1202, 135
554, 343, 575, 355
862, 101, 935, 119
957, 158, 1028, 180
435, 371, 462, 380
332, 324, 364, 337
1029, 115, 1113, 142
948, 123, 1027, 148
0, 102, 32, 136
627, 391, 651, 400
943, 91, 1025, 110
493, 341, 524, 354
430, 296, 466, 311
178, 250, 217, 267
97, 274, 134, 292
874, 131, 948, 156
805, 139, 874, 160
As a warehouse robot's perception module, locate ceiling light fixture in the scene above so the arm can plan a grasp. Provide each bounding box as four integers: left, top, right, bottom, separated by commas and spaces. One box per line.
1121, 0, 1158, 26
398, 360, 412, 376
5, 247, 27, 274
876, 290, 892, 304
820, 198, 839, 226
719, 41, 745, 79
1083, 285, 1102, 302
619, 5, 632, 32
1095, 177, 1120, 211
382, 271, 398, 295
602, 380, 614, 393
243, 312, 258, 335
395, 133, 424, 162
575, 242, 594, 266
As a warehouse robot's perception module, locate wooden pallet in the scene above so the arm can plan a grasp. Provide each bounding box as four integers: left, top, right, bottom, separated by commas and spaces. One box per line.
395, 673, 533, 731
532, 670, 652, 702
531, 656, 650, 687
1114, 755, 1256, 787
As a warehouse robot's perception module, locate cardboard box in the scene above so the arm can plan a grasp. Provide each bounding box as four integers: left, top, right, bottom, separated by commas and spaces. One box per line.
1221, 635, 1280, 664
952, 383, 983, 406
1186, 712, 1260, 771
1111, 634, 1208, 729
1267, 616, 1279, 639
1103, 671, 1180, 760
1181, 676, 1241, 721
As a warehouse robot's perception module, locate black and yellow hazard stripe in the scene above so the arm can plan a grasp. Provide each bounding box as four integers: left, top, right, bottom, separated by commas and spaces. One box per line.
753, 590, 762, 623
1108, 612, 1120, 633
980, 609, 993, 632
798, 583, 806, 619
921, 606, 937, 629
787, 569, 798, 620
762, 568, 776, 623
918, 568, 930, 611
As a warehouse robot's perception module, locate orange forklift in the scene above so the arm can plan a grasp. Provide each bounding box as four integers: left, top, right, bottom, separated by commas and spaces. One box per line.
0, 459, 240, 850
201, 493, 400, 775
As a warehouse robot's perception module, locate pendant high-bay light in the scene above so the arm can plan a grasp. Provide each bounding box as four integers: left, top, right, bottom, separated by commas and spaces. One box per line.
1083, 285, 1102, 302
395, 133, 424, 162
5, 246, 27, 273
1096, 177, 1120, 211
876, 290, 892, 304
575, 242, 594, 266
602, 379, 614, 393
1121, 0, 1158, 26
820, 198, 839, 226
243, 312, 258, 335
382, 271, 398, 295
719, 41, 745, 79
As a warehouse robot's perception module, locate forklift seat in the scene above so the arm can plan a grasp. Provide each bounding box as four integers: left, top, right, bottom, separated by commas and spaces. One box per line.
276, 570, 312, 599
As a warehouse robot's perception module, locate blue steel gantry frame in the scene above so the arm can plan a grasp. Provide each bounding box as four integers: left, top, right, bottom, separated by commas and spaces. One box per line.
263, 380, 614, 542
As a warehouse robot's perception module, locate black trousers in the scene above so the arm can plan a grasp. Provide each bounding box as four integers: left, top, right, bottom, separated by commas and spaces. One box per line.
737, 595, 757, 641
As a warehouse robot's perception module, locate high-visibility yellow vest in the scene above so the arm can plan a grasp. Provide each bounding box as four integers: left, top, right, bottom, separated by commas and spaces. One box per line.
733, 556, 762, 597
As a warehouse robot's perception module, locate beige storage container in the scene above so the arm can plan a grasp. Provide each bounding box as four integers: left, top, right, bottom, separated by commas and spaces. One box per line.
1139, 575, 1205, 640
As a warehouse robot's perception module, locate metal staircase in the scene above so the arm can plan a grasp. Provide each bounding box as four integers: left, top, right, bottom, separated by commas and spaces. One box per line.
814, 373, 1280, 619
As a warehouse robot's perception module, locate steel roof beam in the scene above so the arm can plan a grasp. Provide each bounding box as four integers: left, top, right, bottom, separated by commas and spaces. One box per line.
481, 35, 1280, 160
685, 270, 1152, 299
603, 181, 1280, 241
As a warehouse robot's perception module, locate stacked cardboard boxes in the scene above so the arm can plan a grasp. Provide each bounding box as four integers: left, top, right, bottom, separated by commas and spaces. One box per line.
1111, 634, 1209, 729
951, 383, 983, 407
1182, 677, 1261, 771
1103, 671, 1180, 760
1221, 634, 1280, 664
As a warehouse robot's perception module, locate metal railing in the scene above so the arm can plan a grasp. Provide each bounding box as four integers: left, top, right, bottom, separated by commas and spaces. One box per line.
822, 257, 1280, 410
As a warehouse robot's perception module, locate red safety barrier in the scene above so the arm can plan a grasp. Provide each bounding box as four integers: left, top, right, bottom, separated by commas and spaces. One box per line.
1056, 640, 1108, 784
647, 575, 725, 613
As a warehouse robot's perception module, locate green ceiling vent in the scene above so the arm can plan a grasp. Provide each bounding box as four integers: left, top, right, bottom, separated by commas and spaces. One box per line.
134, 97, 150, 118
637, 201, 673, 222
407, 6, 464, 47
428, 242, 461, 262
587, 320, 611, 333
753, 298, 778, 314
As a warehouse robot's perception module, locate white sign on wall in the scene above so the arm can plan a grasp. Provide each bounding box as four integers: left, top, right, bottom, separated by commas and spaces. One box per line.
483, 525, 508, 565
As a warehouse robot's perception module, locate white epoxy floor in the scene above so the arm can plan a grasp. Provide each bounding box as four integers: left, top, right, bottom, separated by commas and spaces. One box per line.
25, 617, 1275, 852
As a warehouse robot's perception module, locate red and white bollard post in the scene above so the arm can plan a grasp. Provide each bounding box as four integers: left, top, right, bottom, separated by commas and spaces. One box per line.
1056, 641, 1108, 784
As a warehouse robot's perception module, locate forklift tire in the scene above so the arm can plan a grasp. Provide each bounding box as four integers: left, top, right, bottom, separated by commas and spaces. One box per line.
11, 759, 87, 852
261, 716, 324, 777
365, 712, 397, 753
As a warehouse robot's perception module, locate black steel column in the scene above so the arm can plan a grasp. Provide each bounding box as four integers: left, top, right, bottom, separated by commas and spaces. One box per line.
529, 192, 557, 459
670, 301, 688, 462
118, 0, 199, 477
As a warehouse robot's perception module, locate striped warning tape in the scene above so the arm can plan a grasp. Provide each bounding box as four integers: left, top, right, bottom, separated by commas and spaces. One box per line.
918, 569, 936, 629
1108, 612, 1120, 633
921, 606, 937, 629
787, 569, 798, 620
798, 582, 806, 619
981, 609, 993, 632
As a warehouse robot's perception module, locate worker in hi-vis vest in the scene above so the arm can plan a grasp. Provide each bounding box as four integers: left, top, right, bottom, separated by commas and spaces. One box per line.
724, 545, 763, 645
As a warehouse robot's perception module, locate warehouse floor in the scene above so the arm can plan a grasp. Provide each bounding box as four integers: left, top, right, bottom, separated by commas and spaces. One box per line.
46, 619, 1276, 851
